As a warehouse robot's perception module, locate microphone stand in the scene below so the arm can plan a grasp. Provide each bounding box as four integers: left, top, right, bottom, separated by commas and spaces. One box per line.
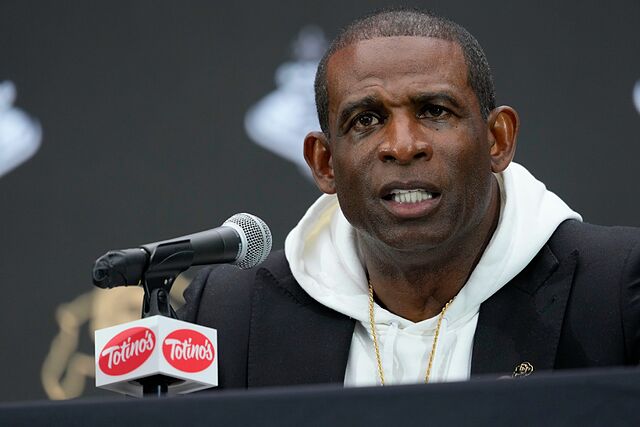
136, 240, 194, 397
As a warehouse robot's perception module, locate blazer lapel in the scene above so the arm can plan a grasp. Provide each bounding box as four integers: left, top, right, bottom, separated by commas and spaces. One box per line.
471, 245, 578, 377
247, 256, 355, 387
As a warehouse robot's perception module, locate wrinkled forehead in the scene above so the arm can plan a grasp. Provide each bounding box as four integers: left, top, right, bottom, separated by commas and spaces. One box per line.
325, 36, 472, 116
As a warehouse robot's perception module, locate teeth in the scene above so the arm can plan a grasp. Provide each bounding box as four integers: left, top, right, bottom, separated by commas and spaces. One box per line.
389, 189, 434, 203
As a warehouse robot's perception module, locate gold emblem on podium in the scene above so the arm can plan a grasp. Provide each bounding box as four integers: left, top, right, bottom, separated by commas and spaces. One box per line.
512, 361, 534, 378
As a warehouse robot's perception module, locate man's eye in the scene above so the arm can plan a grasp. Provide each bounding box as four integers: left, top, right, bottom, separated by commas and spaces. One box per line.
420, 105, 448, 118
352, 113, 380, 130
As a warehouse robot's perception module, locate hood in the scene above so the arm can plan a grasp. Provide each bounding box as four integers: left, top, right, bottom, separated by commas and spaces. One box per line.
284, 162, 581, 329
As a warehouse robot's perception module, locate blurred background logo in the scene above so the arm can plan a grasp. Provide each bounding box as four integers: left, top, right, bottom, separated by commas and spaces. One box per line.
634, 79, 640, 115
0, 81, 41, 178
244, 26, 327, 178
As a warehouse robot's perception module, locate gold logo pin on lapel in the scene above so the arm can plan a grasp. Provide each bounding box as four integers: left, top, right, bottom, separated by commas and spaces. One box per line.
512, 361, 534, 378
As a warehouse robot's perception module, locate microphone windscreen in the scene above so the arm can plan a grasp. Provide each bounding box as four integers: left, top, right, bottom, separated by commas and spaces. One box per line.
223, 213, 272, 269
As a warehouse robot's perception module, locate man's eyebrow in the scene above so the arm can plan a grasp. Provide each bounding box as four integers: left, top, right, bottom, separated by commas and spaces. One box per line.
336, 95, 381, 128
411, 92, 463, 109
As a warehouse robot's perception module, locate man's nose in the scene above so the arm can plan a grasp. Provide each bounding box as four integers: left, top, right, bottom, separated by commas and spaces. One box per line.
377, 116, 432, 164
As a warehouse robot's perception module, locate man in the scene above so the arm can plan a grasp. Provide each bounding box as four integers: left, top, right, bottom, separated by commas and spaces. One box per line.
179, 9, 640, 388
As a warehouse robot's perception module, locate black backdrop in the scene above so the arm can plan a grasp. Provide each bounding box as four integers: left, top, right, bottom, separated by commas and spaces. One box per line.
0, 0, 639, 402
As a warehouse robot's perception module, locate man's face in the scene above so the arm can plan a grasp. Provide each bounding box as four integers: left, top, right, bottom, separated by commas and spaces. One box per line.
322, 36, 497, 252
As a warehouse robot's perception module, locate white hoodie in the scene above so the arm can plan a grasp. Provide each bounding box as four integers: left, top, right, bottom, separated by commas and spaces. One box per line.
285, 163, 581, 386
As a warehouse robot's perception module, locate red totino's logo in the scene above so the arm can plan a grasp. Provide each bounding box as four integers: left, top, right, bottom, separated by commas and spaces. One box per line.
162, 329, 215, 373
99, 327, 155, 376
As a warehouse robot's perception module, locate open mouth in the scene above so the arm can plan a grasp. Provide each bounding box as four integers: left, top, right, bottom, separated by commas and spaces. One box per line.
382, 189, 440, 204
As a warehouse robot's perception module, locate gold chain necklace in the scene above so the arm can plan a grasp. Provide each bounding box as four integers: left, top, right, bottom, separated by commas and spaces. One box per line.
368, 281, 454, 385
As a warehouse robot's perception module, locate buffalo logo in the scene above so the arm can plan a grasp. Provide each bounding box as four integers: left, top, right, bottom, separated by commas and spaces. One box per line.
162, 329, 215, 373
0, 80, 42, 178
99, 327, 155, 376
512, 361, 534, 378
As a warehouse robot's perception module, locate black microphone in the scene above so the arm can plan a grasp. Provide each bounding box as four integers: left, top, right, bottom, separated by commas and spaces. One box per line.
92, 213, 272, 289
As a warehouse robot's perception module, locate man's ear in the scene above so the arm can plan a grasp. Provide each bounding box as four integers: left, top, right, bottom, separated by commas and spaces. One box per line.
303, 131, 336, 194
487, 106, 519, 173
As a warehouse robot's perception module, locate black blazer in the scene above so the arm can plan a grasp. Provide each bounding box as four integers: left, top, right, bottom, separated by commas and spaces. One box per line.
178, 220, 640, 388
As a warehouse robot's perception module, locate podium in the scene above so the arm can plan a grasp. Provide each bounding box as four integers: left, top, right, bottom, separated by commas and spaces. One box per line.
1, 367, 638, 426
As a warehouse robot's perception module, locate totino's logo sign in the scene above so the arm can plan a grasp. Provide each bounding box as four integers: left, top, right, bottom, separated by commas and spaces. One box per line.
162, 329, 215, 372
98, 327, 155, 375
